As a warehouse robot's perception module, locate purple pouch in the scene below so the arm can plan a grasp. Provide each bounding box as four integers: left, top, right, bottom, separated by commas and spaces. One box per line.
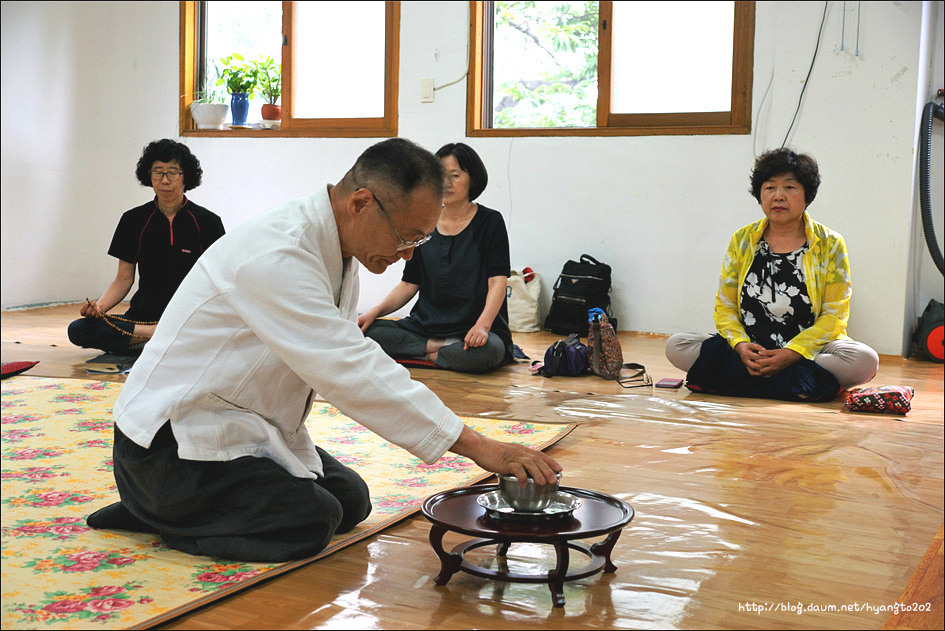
539, 334, 588, 377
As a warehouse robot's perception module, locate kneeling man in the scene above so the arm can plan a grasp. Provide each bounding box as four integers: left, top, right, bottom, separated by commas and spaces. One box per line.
87, 138, 560, 562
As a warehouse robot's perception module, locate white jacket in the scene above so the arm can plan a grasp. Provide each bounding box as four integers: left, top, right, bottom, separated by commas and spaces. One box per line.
114, 185, 465, 480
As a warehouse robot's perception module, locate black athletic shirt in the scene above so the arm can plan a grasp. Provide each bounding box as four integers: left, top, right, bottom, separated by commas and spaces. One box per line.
398, 205, 513, 361
108, 196, 225, 321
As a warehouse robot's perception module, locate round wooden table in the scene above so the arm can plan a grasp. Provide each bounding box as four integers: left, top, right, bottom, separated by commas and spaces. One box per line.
421, 485, 634, 607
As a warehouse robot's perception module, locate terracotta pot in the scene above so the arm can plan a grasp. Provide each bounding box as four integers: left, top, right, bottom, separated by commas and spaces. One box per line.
261, 104, 282, 121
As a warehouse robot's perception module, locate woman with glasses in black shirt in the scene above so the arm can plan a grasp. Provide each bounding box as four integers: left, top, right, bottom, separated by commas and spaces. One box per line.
68, 139, 225, 356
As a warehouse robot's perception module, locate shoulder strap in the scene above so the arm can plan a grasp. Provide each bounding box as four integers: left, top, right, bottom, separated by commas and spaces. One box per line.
616, 363, 652, 388
545, 340, 567, 376
590, 319, 604, 377
621, 363, 645, 379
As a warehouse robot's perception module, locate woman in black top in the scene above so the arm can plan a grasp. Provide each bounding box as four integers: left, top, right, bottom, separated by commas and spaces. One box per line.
359, 142, 513, 373
68, 139, 225, 355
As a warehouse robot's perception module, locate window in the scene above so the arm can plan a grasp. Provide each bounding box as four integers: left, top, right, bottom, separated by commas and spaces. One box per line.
468, 1, 755, 136
179, 1, 399, 137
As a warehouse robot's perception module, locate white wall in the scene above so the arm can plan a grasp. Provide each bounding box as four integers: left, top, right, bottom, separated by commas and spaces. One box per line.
1, 2, 179, 309
2, 1, 942, 357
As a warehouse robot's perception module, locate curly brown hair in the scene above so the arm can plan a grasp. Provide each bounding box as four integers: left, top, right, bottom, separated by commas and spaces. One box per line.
135, 139, 203, 191
750, 148, 820, 205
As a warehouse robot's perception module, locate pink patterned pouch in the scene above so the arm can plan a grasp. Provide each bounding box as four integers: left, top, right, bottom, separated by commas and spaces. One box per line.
844, 386, 915, 414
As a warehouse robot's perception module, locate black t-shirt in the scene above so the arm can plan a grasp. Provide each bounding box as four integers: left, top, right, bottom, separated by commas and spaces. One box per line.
108, 197, 225, 321
398, 205, 513, 360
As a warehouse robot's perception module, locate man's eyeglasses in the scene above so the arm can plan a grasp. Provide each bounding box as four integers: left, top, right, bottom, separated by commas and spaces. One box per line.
360, 188, 432, 251
151, 170, 183, 182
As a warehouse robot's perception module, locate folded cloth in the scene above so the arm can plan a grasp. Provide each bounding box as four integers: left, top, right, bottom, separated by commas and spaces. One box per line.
844, 385, 914, 414
685, 335, 840, 402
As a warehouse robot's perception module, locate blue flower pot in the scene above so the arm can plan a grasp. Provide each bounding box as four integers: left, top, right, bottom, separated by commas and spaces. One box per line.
230, 92, 250, 126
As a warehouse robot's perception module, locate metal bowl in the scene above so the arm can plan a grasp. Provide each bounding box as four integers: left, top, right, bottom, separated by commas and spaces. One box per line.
477, 489, 582, 521
497, 472, 561, 512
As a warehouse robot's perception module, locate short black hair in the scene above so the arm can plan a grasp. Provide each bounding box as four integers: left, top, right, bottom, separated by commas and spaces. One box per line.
750, 148, 820, 205
352, 138, 445, 204
135, 139, 203, 191
435, 142, 488, 202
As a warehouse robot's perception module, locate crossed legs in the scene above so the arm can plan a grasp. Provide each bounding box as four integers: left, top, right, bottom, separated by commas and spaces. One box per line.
665, 333, 879, 390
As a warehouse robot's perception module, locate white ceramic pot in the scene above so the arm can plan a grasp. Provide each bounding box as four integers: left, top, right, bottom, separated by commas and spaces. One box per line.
190, 102, 229, 130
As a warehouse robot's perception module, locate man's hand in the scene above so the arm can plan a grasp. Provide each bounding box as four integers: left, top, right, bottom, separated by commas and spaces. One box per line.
449, 425, 562, 486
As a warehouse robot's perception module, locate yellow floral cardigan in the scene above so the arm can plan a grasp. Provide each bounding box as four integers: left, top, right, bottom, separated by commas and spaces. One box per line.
714, 212, 852, 360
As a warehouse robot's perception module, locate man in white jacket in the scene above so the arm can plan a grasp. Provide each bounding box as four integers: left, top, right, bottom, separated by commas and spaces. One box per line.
86, 139, 561, 561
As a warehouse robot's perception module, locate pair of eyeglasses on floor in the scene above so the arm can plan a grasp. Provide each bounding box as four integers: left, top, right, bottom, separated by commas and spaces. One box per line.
357, 187, 432, 251
616, 364, 653, 389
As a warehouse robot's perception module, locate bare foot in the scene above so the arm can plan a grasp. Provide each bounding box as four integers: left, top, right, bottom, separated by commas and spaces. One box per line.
424, 338, 447, 355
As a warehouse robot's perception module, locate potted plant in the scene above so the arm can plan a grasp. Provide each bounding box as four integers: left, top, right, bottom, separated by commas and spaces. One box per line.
217, 54, 257, 126
254, 55, 282, 125
190, 68, 229, 130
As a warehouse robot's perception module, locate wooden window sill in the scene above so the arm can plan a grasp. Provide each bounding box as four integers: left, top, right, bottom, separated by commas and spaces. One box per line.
181, 126, 396, 139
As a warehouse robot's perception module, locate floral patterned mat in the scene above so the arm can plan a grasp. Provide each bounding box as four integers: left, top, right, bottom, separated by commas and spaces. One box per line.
1, 376, 575, 630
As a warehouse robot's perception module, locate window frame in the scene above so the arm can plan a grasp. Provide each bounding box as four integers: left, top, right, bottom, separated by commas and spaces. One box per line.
467, 0, 755, 137
179, 0, 400, 138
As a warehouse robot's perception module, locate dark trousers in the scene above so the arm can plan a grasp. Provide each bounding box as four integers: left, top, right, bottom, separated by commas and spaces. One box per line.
365, 318, 506, 374
87, 422, 372, 562
68, 317, 142, 356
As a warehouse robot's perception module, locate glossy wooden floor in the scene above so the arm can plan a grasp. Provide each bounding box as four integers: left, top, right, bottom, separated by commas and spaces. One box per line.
3, 304, 943, 630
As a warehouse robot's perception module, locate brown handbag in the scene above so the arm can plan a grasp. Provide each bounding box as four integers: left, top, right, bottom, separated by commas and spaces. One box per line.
587, 309, 650, 388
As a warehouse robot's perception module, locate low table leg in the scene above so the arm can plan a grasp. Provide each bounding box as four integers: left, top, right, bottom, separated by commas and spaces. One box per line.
591, 529, 623, 573
547, 540, 570, 608
429, 525, 462, 586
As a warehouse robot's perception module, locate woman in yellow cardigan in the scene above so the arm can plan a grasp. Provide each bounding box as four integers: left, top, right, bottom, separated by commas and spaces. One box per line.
666, 148, 878, 393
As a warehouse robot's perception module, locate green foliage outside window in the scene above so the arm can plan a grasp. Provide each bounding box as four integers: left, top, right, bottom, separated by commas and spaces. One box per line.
492, 1, 599, 128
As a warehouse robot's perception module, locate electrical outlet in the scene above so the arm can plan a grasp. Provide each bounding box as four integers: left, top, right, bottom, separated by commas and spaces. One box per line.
421, 78, 434, 103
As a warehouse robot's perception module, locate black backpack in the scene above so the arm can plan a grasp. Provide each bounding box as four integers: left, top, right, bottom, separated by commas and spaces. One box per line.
544, 254, 617, 335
